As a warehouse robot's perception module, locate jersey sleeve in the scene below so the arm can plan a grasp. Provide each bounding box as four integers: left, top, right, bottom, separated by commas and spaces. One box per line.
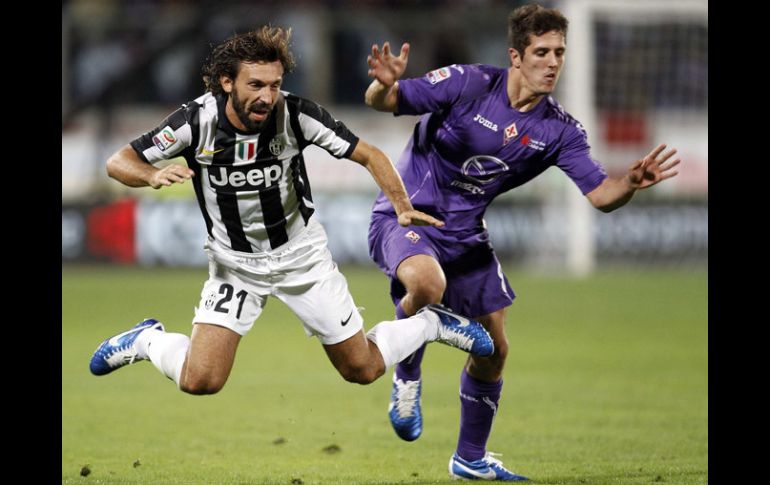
129, 104, 196, 164
396, 64, 493, 115
292, 97, 359, 159
554, 121, 608, 194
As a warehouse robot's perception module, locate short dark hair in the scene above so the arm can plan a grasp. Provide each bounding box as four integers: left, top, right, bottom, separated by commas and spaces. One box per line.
508, 4, 568, 57
202, 26, 296, 95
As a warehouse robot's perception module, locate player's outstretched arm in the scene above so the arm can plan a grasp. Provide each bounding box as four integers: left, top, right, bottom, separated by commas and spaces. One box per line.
349, 139, 444, 228
106, 144, 194, 189
365, 41, 410, 113
586, 143, 681, 213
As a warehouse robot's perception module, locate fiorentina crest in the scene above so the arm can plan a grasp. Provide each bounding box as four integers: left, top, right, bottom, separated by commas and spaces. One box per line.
405, 230, 421, 244
503, 122, 518, 145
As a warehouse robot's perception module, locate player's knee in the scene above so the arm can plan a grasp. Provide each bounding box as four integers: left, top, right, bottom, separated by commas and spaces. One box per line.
339, 362, 381, 385
485, 339, 508, 375
409, 279, 446, 307
400, 263, 446, 306
472, 339, 508, 377
179, 374, 226, 395
492, 339, 509, 367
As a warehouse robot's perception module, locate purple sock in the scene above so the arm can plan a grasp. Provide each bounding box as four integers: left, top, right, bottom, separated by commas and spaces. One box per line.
456, 368, 503, 462
394, 302, 426, 381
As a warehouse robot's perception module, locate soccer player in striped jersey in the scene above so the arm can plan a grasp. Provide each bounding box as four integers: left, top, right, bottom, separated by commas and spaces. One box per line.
89, 28, 496, 403
364, 4, 681, 481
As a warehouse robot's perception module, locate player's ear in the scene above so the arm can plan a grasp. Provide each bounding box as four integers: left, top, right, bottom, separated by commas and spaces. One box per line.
220, 75, 234, 94
508, 48, 522, 69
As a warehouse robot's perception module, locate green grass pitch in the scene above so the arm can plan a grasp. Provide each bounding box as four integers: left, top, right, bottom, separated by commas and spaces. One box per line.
62, 265, 707, 484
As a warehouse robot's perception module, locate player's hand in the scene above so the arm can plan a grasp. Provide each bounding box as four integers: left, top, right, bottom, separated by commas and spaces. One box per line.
626, 143, 681, 190
397, 210, 445, 228
367, 42, 410, 87
149, 164, 195, 189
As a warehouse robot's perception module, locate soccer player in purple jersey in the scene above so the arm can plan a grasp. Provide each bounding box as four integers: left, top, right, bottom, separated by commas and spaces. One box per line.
364, 4, 680, 481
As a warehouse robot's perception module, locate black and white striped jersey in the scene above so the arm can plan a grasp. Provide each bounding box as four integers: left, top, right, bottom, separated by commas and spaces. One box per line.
130, 91, 359, 252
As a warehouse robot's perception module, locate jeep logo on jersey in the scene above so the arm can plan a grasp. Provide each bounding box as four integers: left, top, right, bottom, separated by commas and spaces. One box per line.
268, 137, 284, 156
208, 164, 282, 192
460, 155, 509, 185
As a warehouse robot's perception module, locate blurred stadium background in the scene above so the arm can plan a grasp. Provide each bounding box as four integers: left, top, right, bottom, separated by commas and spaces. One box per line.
61, 0, 707, 273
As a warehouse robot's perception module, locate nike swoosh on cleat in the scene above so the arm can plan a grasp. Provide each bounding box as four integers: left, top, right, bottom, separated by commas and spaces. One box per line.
435, 307, 472, 328
456, 462, 497, 480
442, 311, 471, 327
455, 316, 471, 328
341, 311, 353, 326
107, 328, 140, 347
200, 148, 225, 156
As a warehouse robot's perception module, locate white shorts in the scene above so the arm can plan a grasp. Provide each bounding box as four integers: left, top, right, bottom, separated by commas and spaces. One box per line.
193, 218, 364, 345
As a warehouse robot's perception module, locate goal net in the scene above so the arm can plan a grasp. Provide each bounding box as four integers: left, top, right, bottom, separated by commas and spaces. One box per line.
557, 0, 708, 274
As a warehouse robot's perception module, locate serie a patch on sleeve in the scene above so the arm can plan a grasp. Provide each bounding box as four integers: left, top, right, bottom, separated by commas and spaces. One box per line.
426, 67, 452, 85
152, 126, 178, 152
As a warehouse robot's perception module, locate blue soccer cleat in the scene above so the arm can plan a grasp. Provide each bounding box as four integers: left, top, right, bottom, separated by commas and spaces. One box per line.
419, 304, 494, 357
449, 452, 529, 481
388, 373, 423, 441
89, 318, 165, 376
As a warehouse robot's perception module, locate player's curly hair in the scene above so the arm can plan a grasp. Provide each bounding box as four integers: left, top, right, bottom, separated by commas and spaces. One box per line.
202, 26, 296, 95
508, 4, 568, 57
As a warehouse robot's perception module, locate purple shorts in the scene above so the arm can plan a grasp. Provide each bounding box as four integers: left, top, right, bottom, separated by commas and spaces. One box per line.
368, 213, 515, 318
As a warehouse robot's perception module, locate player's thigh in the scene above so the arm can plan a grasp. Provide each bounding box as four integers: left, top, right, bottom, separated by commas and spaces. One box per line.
396, 254, 446, 295
275, 249, 363, 346
321, 329, 374, 373
185, 323, 242, 378
370, 214, 445, 293
186, 256, 268, 379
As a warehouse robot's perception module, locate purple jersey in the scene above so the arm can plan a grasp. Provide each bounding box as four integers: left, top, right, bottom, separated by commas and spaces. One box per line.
371, 64, 607, 232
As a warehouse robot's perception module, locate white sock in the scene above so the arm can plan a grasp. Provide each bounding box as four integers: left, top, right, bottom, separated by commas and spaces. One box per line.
366, 312, 439, 368
141, 331, 190, 386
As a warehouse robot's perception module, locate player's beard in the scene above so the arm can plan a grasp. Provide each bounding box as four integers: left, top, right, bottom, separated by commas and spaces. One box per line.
231, 86, 272, 133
